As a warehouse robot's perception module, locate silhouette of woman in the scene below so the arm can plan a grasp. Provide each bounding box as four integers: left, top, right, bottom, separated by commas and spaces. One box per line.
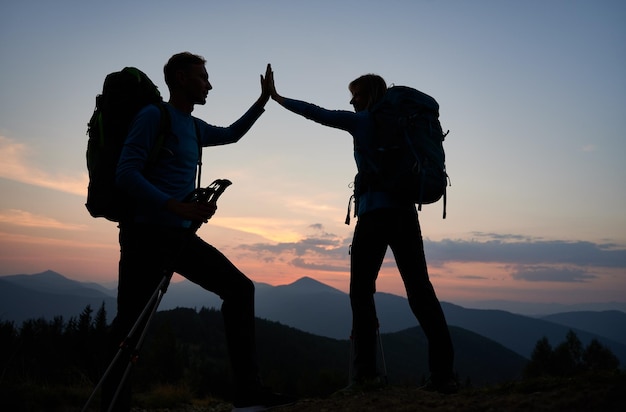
268, 66, 457, 393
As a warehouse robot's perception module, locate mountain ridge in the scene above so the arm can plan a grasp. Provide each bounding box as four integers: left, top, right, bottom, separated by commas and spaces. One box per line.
1, 270, 625, 366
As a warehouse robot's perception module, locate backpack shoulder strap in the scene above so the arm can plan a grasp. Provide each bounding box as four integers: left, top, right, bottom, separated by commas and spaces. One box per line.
145, 104, 203, 189
145, 103, 170, 164
193, 118, 202, 190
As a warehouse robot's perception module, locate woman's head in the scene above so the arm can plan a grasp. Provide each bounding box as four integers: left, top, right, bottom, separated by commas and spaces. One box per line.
349, 74, 387, 112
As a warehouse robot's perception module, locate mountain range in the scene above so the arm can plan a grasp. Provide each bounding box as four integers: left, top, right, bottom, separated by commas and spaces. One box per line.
1, 270, 625, 366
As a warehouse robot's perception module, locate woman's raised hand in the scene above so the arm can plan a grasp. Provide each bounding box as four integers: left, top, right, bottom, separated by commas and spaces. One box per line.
266, 64, 284, 104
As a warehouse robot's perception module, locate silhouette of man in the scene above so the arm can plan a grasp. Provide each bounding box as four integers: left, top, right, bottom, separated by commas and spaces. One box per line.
101, 52, 293, 412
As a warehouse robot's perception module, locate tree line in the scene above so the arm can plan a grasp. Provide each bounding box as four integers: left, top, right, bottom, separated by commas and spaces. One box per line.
0, 304, 622, 410
524, 329, 620, 378
0, 304, 347, 410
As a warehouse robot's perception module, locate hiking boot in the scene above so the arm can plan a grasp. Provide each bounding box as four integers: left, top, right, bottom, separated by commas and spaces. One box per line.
232, 387, 296, 412
419, 376, 459, 394
332, 376, 386, 397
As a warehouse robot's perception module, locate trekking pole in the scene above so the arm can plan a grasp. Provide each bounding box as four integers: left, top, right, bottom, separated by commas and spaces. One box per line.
348, 332, 354, 386
347, 322, 388, 387
82, 179, 231, 412
108, 180, 231, 410
105, 270, 174, 412
376, 322, 388, 384
81, 270, 170, 412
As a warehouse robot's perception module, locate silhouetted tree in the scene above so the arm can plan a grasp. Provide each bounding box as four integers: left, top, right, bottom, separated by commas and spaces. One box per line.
524, 336, 554, 377
16, 317, 65, 381
525, 330, 620, 379
78, 305, 93, 335
552, 330, 583, 376
0, 320, 18, 383
583, 338, 620, 372
94, 302, 108, 334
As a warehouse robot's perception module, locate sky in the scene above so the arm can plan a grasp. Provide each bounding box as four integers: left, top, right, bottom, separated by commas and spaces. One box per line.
1, 0, 625, 307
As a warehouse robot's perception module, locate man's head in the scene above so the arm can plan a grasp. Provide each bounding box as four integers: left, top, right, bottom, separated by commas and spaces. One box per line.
349, 74, 387, 112
164, 52, 212, 107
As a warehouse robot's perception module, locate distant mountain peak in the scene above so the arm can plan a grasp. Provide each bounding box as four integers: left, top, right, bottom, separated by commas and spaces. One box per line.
0, 270, 110, 296
35, 269, 65, 278
1, 269, 64, 279
290, 276, 322, 286
283, 276, 345, 294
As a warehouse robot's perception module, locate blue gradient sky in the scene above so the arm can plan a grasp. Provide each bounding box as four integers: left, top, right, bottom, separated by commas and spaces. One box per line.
1, 1, 624, 305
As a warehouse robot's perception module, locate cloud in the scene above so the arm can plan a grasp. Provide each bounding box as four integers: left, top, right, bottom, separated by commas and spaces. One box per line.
233, 229, 626, 284
240, 234, 348, 259
236, 224, 352, 274
458, 275, 490, 280
0, 209, 87, 230
424, 236, 626, 268
470, 232, 538, 242
511, 265, 597, 283
291, 257, 348, 272
0, 135, 87, 196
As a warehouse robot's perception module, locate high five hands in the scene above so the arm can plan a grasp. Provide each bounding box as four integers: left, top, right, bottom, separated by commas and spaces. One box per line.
259, 64, 284, 106
257, 64, 273, 106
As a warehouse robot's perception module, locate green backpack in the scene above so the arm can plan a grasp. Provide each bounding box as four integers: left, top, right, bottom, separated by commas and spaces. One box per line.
85, 67, 170, 222
357, 85, 450, 218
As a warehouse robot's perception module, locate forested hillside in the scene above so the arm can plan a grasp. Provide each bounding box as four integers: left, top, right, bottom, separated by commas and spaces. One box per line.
0, 305, 620, 411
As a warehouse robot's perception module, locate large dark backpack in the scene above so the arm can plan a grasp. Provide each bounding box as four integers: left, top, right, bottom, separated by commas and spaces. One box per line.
358, 85, 449, 218
85, 67, 169, 222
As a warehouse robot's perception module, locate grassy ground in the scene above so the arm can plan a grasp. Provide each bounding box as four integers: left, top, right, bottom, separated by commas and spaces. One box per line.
123, 372, 625, 412
3, 372, 623, 411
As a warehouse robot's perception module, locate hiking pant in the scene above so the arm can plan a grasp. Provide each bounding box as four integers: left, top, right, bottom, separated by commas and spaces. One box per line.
349, 207, 454, 382
101, 222, 259, 412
